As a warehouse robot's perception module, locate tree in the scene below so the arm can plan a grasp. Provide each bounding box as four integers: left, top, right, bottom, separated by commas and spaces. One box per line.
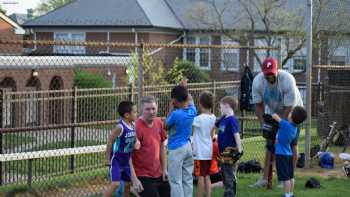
0, 3, 6, 14
165, 59, 210, 84
126, 49, 168, 86
36, 0, 72, 15
187, 0, 350, 68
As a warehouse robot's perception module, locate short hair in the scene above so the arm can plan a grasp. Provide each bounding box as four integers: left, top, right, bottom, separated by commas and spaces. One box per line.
200, 91, 214, 109
220, 96, 237, 110
291, 106, 307, 125
171, 85, 188, 102
141, 96, 157, 108
118, 101, 134, 117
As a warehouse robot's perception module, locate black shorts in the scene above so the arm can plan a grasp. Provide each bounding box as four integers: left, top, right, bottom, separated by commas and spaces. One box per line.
138, 176, 170, 197
210, 172, 222, 184
276, 155, 294, 181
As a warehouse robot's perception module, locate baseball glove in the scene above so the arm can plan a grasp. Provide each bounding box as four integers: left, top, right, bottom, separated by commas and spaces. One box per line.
218, 147, 243, 165
262, 114, 279, 140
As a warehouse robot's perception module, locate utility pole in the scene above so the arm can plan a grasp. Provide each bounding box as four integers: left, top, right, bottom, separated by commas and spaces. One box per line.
305, 0, 313, 169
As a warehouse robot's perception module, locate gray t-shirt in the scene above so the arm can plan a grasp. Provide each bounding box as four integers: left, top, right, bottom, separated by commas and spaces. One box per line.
252, 70, 303, 115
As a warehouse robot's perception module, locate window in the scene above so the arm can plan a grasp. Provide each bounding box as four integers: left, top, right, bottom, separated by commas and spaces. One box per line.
54, 32, 85, 54
184, 36, 211, 69
221, 37, 239, 71
330, 56, 346, 65
293, 56, 306, 71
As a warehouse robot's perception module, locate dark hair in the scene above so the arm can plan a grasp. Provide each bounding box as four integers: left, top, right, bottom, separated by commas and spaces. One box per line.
220, 96, 237, 110
171, 85, 188, 102
200, 91, 213, 109
291, 106, 307, 125
118, 101, 134, 117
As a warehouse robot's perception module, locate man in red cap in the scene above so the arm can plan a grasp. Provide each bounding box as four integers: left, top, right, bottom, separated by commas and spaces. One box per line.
249, 57, 303, 189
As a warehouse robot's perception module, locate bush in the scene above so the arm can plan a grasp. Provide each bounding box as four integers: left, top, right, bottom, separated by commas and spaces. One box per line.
73, 69, 116, 122
165, 59, 210, 84
73, 69, 112, 89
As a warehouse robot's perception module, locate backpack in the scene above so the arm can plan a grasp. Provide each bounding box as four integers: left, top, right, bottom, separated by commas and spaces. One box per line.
240, 66, 254, 111
305, 177, 321, 189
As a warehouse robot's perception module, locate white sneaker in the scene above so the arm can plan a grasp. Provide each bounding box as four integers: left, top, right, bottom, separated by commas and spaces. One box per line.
249, 179, 268, 188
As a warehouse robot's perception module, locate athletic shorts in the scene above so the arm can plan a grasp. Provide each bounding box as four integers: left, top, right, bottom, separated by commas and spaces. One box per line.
194, 160, 211, 176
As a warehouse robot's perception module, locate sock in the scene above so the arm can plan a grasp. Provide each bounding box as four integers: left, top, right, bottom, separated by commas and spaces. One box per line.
285, 193, 291, 197
289, 192, 294, 196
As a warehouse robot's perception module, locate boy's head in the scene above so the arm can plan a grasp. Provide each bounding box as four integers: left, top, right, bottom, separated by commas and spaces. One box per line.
220, 96, 237, 116
199, 91, 213, 111
118, 101, 137, 121
289, 106, 307, 125
171, 85, 189, 107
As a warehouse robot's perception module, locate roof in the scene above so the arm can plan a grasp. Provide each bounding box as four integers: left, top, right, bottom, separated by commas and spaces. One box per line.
22, 0, 350, 33
0, 12, 25, 34
23, 0, 182, 29
0, 56, 131, 69
9, 13, 29, 25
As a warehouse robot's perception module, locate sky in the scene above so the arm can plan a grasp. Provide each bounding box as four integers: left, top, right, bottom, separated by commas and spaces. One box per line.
1, 0, 41, 14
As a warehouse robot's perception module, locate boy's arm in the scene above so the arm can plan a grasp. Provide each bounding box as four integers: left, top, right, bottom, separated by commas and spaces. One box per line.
105, 125, 122, 165
211, 127, 216, 139
160, 141, 168, 181
233, 133, 242, 153
272, 113, 282, 123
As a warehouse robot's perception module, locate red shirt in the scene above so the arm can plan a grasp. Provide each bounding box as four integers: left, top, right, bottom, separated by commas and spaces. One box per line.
132, 117, 167, 178
210, 141, 220, 174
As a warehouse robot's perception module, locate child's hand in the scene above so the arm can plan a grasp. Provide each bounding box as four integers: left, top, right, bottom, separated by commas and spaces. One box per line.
134, 139, 141, 150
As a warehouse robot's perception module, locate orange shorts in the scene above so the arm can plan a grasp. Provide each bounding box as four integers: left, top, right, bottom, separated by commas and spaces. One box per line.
194, 160, 211, 177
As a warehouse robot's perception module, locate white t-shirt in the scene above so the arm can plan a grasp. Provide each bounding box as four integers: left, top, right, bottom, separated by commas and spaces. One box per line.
252, 70, 303, 115
192, 113, 216, 160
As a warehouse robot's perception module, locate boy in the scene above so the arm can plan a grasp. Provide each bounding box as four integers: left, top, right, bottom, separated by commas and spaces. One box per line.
216, 96, 243, 197
272, 106, 307, 197
104, 101, 139, 197
193, 92, 216, 197
166, 79, 197, 197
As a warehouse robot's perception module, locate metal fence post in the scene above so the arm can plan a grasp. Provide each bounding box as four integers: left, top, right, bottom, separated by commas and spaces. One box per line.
0, 89, 3, 185
137, 43, 144, 112
129, 83, 135, 102
70, 87, 77, 173
27, 159, 33, 188
212, 80, 216, 113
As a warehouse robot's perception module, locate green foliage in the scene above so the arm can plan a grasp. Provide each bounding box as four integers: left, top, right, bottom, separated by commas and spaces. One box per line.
127, 49, 168, 85
73, 69, 114, 122
165, 58, 210, 84
36, 0, 73, 15
73, 69, 112, 89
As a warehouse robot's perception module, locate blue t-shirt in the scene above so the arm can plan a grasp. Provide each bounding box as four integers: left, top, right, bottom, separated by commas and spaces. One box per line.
275, 119, 297, 156
216, 116, 240, 153
166, 103, 197, 150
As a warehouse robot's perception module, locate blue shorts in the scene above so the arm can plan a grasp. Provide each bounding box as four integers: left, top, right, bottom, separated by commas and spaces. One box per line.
276, 155, 294, 181
109, 153, 131, 182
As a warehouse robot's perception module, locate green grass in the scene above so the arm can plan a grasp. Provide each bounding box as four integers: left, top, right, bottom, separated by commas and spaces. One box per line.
208, 173, 349, 197
7, 140, 105, 175
3, 133, 36, 149
0, 168, 107, 196
2, 172, 348, 197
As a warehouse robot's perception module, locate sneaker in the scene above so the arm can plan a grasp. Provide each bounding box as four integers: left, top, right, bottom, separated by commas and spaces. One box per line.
249, 179, 268, 188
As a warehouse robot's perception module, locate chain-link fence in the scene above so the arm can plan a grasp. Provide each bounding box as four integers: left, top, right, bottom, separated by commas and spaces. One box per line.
0, 38, 337, 196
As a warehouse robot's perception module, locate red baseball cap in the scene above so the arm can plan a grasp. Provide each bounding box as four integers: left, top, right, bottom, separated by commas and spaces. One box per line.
262, 58, 278, 76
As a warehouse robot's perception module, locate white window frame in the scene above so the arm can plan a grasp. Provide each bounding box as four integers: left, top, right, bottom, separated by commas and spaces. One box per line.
54, 32, 86, 54
220, 36, 240, 71
183, 35, 211, 70
328, 37, 350, 65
